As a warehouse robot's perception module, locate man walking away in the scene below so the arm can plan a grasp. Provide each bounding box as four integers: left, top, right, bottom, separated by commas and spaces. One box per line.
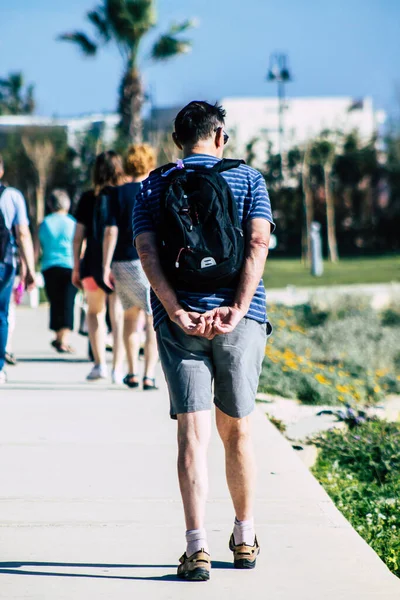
0, 154, 36, 384
133, 101, 275, 580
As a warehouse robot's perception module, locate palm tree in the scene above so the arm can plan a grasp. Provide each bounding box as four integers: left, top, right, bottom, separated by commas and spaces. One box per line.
301, 142, 314, 264
58, 0, 194, 144
312, 137, 339, 263
0, 72, 35, 115
22, 137, 55, 227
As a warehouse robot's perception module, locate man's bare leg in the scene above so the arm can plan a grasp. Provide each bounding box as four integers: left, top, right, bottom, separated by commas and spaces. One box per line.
177, 410, 211, 555
216, 407, 256, 543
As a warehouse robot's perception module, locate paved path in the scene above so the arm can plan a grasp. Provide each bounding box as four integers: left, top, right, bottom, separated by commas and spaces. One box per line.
1, 307, 399, 599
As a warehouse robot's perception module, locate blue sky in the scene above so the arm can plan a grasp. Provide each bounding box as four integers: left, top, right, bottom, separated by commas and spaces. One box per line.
2, 0, 400, 117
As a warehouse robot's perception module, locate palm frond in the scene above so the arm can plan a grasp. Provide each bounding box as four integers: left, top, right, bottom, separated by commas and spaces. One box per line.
104, 0, 155, 44
152, 18, 194, 61
58, 32, 98, 56
87, 8, 111, 42
168, 19, 197, 35
151, 35, 192, 61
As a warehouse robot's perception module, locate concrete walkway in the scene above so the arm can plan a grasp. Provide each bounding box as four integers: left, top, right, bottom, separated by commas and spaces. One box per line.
1, 306, 399, 599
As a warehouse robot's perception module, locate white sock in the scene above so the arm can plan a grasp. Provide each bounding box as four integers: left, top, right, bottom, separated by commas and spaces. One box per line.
233, 517, 255, 546
186, 528, 209, 557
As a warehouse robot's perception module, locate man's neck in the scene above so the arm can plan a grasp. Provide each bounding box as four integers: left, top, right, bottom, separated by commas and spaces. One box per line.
183, 144, 219, 159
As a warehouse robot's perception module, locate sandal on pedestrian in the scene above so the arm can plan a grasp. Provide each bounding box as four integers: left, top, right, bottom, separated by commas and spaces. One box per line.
177, 549, 210, 581
229, 534, 260, 569
143, 376, 158, 390
123, 374, 139, 388
5, 352, 17, 366
51, 340, 75, 354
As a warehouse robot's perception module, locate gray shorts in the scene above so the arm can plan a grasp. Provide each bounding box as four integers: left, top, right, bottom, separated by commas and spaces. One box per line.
156, 317, 267, 419
112, 260, 151, 314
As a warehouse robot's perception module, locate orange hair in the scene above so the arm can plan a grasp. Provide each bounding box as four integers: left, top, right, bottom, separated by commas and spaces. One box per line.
125, 144, 156, 178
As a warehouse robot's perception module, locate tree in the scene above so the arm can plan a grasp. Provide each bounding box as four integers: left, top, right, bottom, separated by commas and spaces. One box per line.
0, 72, 35, 115
311, 136, 339, 262
22, 138, 55, 227
59, 0, 194, 144
301, 143, 314, 263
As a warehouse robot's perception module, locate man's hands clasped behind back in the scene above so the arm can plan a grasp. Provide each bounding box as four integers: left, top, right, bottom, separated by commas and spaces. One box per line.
171, 306, 245, 339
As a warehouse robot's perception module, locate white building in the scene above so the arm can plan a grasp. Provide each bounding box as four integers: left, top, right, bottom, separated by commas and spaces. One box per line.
220, 96, 386, 167
0, 97, 386, 167
0, 113, 119, 148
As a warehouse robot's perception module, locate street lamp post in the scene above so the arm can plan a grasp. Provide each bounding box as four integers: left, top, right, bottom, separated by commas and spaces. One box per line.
267, 53, 292, 156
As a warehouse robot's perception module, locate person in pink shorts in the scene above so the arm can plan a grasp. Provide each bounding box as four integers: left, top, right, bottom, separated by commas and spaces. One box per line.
72, 151, 126, 383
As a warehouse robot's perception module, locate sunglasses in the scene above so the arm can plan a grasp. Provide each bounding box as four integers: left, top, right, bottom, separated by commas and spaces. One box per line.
214, 127, 229, 145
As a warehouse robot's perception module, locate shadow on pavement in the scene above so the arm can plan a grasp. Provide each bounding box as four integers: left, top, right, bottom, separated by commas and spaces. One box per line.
0, 560, 233, 581
17, 358, 89, 364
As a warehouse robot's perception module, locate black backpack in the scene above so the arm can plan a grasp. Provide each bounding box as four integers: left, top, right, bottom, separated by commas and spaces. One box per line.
0, 185, 11, 263
157, 159, 245, 292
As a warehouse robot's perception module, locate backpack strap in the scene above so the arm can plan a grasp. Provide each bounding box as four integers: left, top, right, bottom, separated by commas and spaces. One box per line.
152, 163, 177, 177
211, 159, 245, 173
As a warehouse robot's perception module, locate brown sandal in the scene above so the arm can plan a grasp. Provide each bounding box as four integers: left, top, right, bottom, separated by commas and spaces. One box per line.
177, 549, 210, 581
229, 534, 260, 569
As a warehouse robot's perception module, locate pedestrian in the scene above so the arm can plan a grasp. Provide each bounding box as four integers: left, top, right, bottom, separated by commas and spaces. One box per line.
39, 189, 77, 353
5, 257, 26, 366
72, 151, 125, 383
103, 144, 158, 390
133, 101, 274, 580
0, 154, 36, 384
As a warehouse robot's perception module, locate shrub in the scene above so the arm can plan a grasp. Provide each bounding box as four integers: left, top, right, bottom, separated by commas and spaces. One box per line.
260, 303, 400, 405
312, 420, 400, 484
381, 305, 400, 327
312, 420, 400, 578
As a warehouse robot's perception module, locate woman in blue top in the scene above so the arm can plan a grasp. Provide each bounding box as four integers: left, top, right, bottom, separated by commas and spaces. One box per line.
39, 189, 77, 353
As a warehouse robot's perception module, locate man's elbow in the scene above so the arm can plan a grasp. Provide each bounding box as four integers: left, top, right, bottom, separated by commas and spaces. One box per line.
137, 243, 158, 262
248, 237, 270, 255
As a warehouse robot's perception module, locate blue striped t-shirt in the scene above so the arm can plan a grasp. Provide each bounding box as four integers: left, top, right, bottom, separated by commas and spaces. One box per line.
133, 154, 275, 329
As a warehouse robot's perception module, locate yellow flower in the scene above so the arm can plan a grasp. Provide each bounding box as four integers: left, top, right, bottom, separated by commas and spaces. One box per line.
336, 384, 350, 394
375, 369, 388, 378
315, 374, 329, 385
373, 385, 381, 394
278, 319, 286, 328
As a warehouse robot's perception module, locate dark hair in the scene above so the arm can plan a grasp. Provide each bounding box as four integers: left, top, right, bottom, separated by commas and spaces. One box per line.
174, 101, 226, 146
93, 151, 125, 195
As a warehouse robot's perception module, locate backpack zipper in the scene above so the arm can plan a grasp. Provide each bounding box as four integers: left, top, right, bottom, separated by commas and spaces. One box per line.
175, 246, 192, 268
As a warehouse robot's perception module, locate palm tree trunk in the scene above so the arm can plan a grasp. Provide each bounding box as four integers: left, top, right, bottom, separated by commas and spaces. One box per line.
324, 162, 339, 263
118, 65, 144, 145
302, 145, 314, 264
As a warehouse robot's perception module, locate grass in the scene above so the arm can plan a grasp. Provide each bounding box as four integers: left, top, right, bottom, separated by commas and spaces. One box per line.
263, 256, 400, 289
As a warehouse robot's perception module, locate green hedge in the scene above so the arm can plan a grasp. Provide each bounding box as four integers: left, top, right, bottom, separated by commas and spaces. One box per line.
312, 420, 400, 578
